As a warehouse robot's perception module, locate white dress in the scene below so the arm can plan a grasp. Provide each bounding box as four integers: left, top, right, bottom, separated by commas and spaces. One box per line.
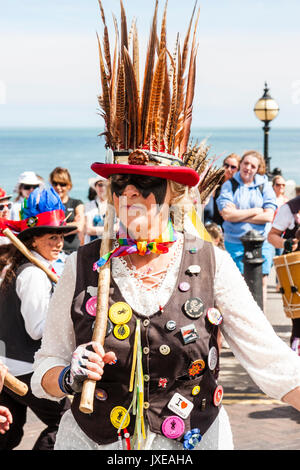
31, 233, 300, 450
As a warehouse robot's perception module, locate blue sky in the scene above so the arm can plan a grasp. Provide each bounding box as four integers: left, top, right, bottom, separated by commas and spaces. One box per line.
0, 0, 300, 128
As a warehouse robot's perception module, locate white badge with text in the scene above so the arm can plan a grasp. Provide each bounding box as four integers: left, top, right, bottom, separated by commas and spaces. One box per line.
167, 393, 194, 419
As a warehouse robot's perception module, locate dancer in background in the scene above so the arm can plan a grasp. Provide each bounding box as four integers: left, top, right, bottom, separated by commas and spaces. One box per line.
0, 187, 76, 450
31, 1, 300, 451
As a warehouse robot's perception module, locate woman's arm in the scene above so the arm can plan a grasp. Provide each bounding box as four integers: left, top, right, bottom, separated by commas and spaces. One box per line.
65, 203, 85, 236
16, 266, 52, 340
268, 227, 298, 251
282, 386, 300, 411
214, 247, 300, 404
268, 226, 285, 249
31, 254, 77, 400
41, 343, 117, 398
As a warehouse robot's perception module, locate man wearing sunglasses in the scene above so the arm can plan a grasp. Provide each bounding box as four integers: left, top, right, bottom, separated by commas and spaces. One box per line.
0, 189, 12, 246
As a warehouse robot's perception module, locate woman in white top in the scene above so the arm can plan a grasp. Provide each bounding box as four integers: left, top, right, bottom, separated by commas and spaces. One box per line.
84, 176, 109, 244
30, 1, 300, 451
0, 187, 76, 450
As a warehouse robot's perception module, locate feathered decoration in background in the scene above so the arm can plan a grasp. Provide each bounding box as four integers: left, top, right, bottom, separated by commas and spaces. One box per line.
96, 0, 225, 200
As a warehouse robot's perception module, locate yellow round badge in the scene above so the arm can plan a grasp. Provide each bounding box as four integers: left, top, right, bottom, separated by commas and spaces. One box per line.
110, 406, 130, 429
192, 385, 201, 396
113, 323, 130, 340
109, 302, 132, 325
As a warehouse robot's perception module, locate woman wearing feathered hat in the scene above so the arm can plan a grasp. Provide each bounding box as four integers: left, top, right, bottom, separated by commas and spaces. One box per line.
31, 1, 300, 451
0, 186, 76, 450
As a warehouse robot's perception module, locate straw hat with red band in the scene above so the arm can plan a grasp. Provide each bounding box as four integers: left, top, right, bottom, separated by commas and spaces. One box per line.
92, 1, 224, 198
0, 187, 77, 242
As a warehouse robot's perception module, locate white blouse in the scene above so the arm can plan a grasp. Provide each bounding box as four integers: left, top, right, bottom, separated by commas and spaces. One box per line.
31, 233, 300, 450
0, 251, 54, 377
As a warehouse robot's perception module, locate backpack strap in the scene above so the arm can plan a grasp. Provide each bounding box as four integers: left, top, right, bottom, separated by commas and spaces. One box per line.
230, 178, 264, 195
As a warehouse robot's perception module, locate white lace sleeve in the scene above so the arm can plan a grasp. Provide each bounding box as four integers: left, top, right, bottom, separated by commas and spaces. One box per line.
214, 246, 300, 400
31, 253, 77, 401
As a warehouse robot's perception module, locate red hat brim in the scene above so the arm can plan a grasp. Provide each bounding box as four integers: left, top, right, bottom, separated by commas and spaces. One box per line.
91, 163, 200, 187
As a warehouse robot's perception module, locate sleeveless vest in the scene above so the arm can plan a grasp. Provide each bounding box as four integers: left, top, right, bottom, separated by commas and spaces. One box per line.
70, 236, 221, 445
0, 264, 42, 364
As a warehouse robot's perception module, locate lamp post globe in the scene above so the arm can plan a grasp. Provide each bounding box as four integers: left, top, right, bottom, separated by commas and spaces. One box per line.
254, 82, 279, 177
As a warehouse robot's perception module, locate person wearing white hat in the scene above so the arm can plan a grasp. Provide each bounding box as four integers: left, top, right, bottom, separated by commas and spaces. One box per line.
84, 176, 110, 244
11, 171, 44, 221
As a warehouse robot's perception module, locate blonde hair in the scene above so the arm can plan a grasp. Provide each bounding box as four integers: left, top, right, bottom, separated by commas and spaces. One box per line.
241, 150, 266, 175
223, 153, 241, 167
49, 167, 73, 189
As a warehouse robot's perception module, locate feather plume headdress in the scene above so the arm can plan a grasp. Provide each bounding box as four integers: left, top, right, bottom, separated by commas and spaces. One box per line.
92, 0, 224, 195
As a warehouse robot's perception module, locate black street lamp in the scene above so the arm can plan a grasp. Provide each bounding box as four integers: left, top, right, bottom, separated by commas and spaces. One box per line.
254, 82, 280, 178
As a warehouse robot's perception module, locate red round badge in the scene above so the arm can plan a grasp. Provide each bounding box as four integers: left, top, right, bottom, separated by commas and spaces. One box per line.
213, 385, 223, 407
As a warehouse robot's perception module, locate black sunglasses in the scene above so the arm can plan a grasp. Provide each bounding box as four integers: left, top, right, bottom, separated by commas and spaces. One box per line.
111, 174, 167, 206
52, 181, 68, 187
224, 163, 238, 170
22, 184, 39, 190
0, 202, 12, 211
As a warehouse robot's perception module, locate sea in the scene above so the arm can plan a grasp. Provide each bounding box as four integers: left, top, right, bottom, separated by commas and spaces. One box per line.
0, 127, 299, 202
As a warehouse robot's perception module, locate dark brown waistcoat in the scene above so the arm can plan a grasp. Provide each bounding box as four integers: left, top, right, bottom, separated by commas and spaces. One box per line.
71, 236, 221, 445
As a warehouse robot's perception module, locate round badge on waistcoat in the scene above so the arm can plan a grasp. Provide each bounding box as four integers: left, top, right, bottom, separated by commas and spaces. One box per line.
213, 385, 224, 407
206, 308, 223, 326
109, 302, 132, 325
113, 323, 130, 340
85, 296, 97, 317
179, 282, 191, 292
106, 318, 113, 337
95, 388, 108, 401
165, 320, 176, 331
159, 344, 171, 355
110, 406, 130, 429
162, 416, 185, 439
186, 265, 201, 276
192, 385, 200, 396
188, 359, 205, 378
184, 297, 204, 319
208, 346, 218, 370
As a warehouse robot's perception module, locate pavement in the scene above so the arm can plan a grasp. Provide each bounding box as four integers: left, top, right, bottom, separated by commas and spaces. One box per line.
14, 267, 300, 451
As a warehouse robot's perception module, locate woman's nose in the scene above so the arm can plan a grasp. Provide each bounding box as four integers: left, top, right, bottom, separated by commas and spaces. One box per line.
122, 184, 140, 197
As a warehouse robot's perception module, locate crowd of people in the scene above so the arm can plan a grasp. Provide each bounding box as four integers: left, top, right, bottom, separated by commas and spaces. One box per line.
0, 0, 300, 452
204, 150, 299, 313
0, 155, 298, 450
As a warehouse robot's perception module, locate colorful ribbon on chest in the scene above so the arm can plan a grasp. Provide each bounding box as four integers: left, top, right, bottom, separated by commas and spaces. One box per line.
93, 220, 177, 271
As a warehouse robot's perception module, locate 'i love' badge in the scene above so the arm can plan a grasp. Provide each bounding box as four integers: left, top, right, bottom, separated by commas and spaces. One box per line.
167, 393, 194, 419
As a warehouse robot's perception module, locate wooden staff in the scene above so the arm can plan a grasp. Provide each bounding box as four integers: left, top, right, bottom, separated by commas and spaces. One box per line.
3, 228, 59, 283
4, 372, 28, 396
79, 204, 114, 414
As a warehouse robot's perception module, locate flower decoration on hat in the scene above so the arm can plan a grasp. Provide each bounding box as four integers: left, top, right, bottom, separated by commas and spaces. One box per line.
91, 0, 225, 194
